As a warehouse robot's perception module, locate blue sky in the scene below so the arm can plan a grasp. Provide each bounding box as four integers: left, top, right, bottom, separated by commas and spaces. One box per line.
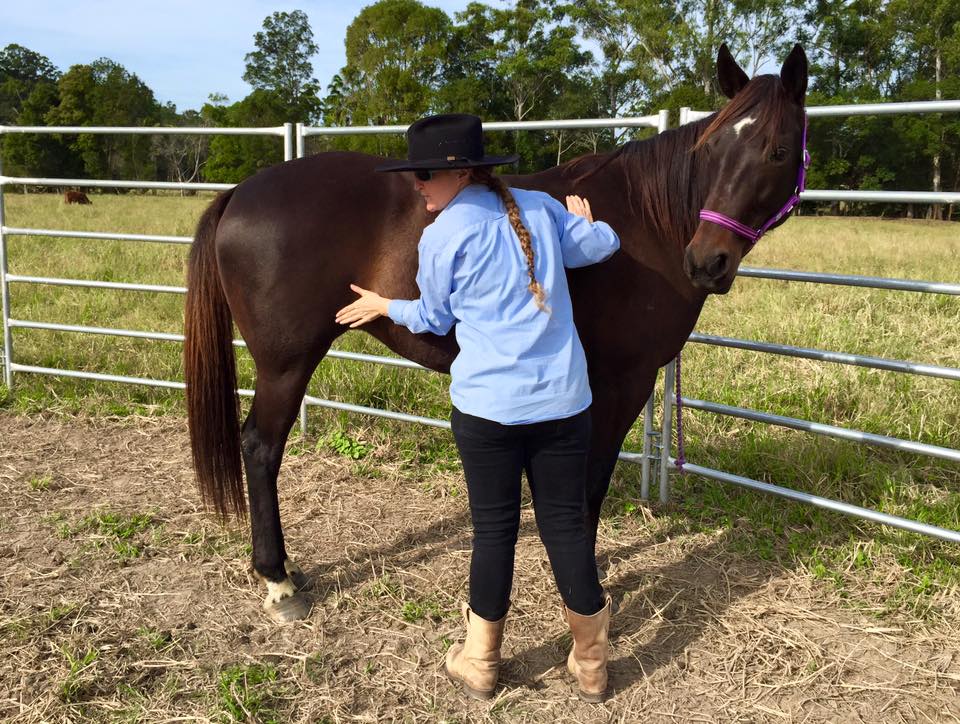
0, 1, 477, 112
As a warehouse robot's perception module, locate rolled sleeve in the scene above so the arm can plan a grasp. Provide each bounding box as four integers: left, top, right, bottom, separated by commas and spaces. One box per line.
387, 299, 414, 326
546, 196, 620, 268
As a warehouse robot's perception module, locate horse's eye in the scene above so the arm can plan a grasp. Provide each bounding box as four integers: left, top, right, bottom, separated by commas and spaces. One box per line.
769, 146, 788, 162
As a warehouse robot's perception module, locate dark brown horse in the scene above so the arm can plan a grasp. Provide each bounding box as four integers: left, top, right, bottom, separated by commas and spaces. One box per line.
184, 44, 808, 621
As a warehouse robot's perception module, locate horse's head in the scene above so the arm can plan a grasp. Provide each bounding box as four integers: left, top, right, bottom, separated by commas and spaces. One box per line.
683, 43, 808, 294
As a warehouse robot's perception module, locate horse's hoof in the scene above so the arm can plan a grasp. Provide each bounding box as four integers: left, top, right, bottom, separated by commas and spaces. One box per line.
262, 576, 311, 623
284, 559, 310, 590
264, 590, 311, 623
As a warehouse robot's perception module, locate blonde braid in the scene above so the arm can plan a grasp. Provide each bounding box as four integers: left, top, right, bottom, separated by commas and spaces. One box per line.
471, 167, 549, 313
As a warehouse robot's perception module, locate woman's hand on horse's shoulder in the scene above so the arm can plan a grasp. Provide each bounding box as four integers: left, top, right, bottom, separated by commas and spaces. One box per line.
335, 284, 391, 328
566, 195, 594, 222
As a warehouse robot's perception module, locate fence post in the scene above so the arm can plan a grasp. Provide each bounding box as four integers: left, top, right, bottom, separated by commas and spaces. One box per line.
658, 359, 676, 503
0, 151, 12, 390
635, 110, 671, 501
640, 394, 657, 500
283, 122, 294, 165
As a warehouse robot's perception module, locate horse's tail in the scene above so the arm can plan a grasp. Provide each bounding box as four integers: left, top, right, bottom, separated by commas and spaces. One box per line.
184, 189, 246, 519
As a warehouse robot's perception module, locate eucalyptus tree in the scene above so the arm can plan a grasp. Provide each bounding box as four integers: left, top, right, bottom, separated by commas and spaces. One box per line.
0, 44, 74, 177
888, 0, 960, 218
442, 0, 592, 169
243, 10, 322, 122
0, 43, 59, 124
45, 59, 161, 181
320, 0, 452, 156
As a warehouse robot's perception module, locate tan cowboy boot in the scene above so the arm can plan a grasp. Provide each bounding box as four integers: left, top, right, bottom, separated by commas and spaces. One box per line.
565, 594, 613, 702
444, 603, 507, 700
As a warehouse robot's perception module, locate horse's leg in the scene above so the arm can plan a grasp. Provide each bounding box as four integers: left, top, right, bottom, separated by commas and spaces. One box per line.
242, 361, 318, 622
585, 370, 658, 564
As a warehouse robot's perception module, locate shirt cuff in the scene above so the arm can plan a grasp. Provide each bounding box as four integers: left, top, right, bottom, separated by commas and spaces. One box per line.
387, 299, 411, 327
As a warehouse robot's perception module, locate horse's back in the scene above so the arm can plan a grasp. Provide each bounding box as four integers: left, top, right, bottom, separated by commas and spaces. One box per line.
212, 151, 430, 364
219, 152, 421, 251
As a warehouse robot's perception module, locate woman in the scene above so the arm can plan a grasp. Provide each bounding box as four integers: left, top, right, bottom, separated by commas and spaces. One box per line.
335, 113, 619, 702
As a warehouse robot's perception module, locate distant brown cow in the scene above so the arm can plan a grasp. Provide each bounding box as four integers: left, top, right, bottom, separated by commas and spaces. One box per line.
64, 190, 92, 204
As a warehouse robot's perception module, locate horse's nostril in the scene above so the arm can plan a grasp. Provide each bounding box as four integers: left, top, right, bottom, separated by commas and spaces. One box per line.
707, 253, 728, 279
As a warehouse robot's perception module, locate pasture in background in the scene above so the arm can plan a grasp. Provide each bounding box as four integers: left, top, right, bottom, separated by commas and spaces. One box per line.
2, 191, 958, 622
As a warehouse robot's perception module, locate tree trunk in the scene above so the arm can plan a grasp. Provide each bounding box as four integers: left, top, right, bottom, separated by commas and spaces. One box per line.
703, 0, 715, 97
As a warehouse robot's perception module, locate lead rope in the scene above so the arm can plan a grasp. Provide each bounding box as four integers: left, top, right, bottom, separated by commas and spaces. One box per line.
674, 352, 686, 471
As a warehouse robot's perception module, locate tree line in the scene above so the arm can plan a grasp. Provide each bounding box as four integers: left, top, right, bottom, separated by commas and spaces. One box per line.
1, 0, 957, 218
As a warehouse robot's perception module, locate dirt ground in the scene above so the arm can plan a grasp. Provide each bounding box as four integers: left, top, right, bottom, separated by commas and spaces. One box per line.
1, 412, 958, 723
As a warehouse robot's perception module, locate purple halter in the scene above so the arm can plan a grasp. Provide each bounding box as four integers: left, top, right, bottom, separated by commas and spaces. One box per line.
699, 115, 810, 245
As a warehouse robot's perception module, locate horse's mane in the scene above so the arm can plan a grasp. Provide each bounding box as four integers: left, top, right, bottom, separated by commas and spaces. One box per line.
568, 120, 712, 251
570, 75, 799, 251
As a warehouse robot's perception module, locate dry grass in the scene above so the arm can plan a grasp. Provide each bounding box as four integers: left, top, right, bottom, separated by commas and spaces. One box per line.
2, 412, 959, 723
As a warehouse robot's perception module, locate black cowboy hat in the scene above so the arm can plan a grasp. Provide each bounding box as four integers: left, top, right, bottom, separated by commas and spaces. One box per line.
375, 113, 519, 172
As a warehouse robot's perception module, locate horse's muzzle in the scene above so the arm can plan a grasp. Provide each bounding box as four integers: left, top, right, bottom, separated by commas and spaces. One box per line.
683, 246, 737, 294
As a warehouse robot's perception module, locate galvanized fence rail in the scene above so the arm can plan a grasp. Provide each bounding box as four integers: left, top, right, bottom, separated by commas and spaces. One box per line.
0, 114, 666, 432
1, 104, 958, 544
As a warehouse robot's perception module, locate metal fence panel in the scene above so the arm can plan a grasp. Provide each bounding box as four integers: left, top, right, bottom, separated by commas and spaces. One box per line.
1, 106, 957, 543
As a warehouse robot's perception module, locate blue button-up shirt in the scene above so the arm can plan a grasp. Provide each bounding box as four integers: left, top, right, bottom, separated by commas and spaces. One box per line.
388, 184, 620, 424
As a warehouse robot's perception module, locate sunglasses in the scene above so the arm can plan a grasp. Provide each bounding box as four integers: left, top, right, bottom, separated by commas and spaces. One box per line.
413, 169, 437, 182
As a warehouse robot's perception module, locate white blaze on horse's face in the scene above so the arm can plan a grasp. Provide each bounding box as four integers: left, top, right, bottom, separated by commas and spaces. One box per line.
733, 116, 756, 136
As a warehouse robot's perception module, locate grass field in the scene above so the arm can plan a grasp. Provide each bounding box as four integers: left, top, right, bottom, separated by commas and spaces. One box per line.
1, 194, 959, 610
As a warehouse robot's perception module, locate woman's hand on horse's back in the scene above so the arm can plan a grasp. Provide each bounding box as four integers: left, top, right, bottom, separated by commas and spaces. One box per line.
335, 284, 391, 328
566, 195, 593, 222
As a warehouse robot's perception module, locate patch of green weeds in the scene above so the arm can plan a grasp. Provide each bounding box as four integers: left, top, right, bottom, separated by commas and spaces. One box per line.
285, 440, 311, 457
78, 510, 155, 539
113, 682, 148, 723
137, 626, 173, 651
322, 430, 369, 460
46, 602, 79, 627
59, 645, 99, 702
0, 616, 31, 639
401, 597, 445, 623
54, 509, 160, 561
181, 531, 203, 546
351, 459, 385, 479
216, 663, 279, 723
42, 511, 72, 539
28, 474, 53, 491
2, 602, 78, 640
179, 528, 249, 559
112, 539, 143, 560
364, 573, 401, 599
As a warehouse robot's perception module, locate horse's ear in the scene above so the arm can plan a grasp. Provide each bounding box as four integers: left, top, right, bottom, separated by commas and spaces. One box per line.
717, 43, 749, 99
780, 44, 808, 106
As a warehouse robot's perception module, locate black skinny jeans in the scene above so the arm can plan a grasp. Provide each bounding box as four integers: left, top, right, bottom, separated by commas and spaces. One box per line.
450, 406, 605, 621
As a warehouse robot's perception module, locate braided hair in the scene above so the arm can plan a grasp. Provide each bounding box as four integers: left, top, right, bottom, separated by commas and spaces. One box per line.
469, 166, 549, 312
